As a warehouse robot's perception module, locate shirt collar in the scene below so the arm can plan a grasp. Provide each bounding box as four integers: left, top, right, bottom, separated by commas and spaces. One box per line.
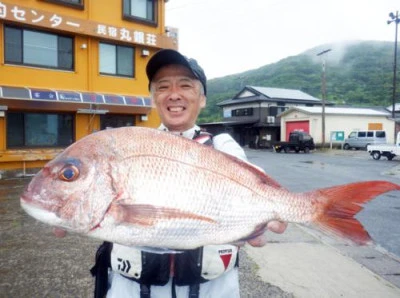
158, 124, 201, 139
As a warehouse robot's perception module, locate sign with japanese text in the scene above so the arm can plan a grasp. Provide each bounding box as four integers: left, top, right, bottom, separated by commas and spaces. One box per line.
58, 91, 81, 102
31, 89, 57, 101
82, 93, 104, 104
125, 96, 144, 106
1, 85, 152, 107
330, 131, 345, 141
104, 95, 125, 105
0, 1, 177, 49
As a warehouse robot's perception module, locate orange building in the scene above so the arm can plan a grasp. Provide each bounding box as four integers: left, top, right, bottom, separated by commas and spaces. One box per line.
0, 0, 177, 176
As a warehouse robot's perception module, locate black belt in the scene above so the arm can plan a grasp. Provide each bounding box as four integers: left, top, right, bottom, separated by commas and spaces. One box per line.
139, 282, 200, 298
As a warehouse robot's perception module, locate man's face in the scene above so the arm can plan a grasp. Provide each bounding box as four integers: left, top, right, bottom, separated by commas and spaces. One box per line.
151, 64, 206, 132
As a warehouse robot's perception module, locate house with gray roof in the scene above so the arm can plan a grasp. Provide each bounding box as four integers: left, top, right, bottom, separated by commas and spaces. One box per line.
200, 85, 329, 148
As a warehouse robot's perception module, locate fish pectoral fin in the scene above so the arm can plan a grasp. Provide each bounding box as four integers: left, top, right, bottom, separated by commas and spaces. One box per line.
109, 203, 216, 226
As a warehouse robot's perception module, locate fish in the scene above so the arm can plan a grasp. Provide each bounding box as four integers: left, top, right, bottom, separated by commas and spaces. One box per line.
20, 126, 400, 249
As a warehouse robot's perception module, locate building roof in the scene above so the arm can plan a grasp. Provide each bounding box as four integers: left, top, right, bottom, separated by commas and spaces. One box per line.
279, 106, 391, 117
248, 86, 321, 102
218, 85, 323, 106
386, 103, 400, 112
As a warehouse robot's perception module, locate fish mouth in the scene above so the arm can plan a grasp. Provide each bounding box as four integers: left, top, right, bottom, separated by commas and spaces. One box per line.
20, 193, 32, 203
20, 199, 65, 228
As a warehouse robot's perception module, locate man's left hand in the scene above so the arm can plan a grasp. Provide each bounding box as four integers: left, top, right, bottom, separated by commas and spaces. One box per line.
247, 221, 288, 247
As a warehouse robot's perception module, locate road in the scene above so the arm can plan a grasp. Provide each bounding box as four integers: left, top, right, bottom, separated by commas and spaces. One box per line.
245, 148, 400, 259
1, 148, 399, 297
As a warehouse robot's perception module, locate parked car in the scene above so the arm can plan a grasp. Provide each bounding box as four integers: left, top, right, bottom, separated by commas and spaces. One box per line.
367, 132, 400, 160
343, 130, 386, 150
273, 131, 315, 153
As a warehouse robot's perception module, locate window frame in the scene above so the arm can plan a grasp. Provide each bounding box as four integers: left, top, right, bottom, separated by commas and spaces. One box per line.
122, 0, 158, 26
100, 114, 136, 129
99, 42, 135, 78
40, 0, 84, 10
232, 108, 254, 117
376, 131, 386, 138
4, 25, 74, 71
6, 112, 75, 149
358, 132, 366, 138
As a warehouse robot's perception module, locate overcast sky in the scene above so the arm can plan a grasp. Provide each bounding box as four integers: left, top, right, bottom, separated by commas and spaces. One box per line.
166, 0, 399, 79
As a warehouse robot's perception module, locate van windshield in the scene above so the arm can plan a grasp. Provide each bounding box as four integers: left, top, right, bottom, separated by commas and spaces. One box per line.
349, 132, 357, 138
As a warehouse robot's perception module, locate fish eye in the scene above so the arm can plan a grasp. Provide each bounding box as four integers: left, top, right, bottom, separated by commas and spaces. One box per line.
59, 165, 79, 182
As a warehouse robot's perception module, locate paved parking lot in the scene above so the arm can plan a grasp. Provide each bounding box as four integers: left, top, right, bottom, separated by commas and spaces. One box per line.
1, 148, 399, 297
0, 175, 291, 297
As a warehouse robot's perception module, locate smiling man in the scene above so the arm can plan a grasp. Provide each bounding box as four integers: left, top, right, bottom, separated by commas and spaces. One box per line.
147, 50, 207, 133
92, 49, 287, 298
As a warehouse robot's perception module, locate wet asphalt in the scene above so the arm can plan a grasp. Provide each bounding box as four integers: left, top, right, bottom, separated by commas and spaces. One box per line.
0, 177, 292, 298
2, 147, 399, 297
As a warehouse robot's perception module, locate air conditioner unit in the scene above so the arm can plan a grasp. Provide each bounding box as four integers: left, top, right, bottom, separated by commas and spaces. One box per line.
267, 116, 275, 123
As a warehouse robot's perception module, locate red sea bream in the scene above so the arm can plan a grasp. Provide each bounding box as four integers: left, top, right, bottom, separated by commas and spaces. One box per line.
20, 127, 400, 249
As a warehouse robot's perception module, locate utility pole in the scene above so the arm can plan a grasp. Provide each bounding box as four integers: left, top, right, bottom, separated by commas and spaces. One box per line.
317, 49, 332, 148
387, 11, 399, 143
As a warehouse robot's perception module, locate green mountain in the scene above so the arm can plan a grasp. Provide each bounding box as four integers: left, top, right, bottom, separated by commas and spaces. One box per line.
199, 41, 397, 123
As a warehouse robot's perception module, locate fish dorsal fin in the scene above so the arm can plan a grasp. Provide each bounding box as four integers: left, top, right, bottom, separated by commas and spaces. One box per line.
220, 153, 283, 190
241, 159, 283, 189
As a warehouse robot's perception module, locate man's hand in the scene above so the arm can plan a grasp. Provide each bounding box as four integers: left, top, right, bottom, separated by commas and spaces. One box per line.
247, 221, 288, 247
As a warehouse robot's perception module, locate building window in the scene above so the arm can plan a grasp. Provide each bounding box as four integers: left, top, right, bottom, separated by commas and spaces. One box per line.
54, 0, 82, 3
100, 114, 135, 129
42, 0, 83, 6
269, 106, 288, 117
232, 108, 253, 117
40, 0, 84, 10
4, 26, 73, 70
99, 43, 134, 77
7, 112, 74, 148
123, 0, 157, 24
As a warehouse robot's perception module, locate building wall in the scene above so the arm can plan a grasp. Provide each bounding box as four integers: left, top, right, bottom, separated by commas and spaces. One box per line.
0, 0, 174, 175
0, 0, 172, 93
281, 111, 395, 145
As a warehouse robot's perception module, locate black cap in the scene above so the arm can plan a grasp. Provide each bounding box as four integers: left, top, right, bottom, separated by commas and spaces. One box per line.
146, 49, 207, 95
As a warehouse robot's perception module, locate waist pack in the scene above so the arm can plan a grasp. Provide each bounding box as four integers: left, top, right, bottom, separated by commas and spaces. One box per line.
91, 242, 239, 298
109, 243, 239, 285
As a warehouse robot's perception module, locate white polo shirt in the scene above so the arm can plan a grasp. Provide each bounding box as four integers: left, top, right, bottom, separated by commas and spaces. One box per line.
107, 125, 246, 298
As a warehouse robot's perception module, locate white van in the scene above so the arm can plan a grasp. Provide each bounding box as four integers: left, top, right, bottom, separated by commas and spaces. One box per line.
344, 130, 386, 150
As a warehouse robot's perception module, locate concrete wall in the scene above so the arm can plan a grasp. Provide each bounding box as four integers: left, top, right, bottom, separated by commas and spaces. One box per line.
281, 111, 395, 145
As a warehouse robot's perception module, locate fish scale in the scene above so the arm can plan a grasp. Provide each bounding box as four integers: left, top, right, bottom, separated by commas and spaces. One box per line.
20, 126, 400, 249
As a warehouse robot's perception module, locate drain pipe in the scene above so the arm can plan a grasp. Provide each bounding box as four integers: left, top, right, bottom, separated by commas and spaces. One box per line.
20, 161, 36, 178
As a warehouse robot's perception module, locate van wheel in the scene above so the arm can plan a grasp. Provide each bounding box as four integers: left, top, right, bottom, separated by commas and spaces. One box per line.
304, 147, 310, 154
372, 151, 381, 160
343, 144, 350, 150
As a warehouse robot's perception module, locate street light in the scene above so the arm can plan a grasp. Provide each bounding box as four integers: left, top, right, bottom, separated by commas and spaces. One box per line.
317, 48, 332, 148
387, 11, 399, 143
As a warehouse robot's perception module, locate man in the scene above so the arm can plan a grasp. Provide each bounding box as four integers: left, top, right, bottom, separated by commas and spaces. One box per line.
92, 49, 287, 298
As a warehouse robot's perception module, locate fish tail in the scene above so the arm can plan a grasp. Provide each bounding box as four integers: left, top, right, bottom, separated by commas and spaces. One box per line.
310, 181, 400, 245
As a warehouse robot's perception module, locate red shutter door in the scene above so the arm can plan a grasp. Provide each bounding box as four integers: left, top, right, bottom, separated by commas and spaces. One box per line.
285, 121, 310, 141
